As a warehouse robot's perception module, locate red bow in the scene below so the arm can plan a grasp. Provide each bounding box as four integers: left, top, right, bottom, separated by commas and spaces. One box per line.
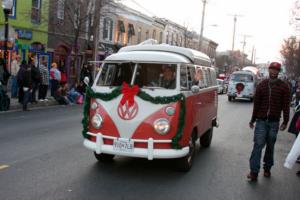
120, 82, 139, 107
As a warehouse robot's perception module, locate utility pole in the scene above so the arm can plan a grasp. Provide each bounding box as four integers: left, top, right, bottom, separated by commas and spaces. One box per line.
199, 0, 207, 52
228, 14, 243, 52
92, 0, 103, 79
241, 34, 252, 66
251, 45, 255, 64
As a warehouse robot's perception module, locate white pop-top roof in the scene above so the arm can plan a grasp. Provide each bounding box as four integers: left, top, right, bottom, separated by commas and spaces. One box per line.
105, 44, 211, 66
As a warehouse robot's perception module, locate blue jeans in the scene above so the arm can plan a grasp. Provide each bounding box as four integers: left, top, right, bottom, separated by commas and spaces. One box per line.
31, 82, 39, 102
249, 119, 279, 173
23, 90, 31, 110
11, 76, 18, 98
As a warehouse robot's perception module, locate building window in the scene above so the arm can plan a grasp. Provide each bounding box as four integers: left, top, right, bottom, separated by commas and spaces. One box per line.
8, 0, 16, 19
152, 30, 156, 39
103, 17, 113, 41
159, 32, 163, 44
31, 0, 41, 24
137, 27, 142, 43
57, 0, 65, 20
117, 20, 125, 44
74, 5, 80, 29
127, 24, 135, 44
145, 30, 149, 40
166, 31, 169, 44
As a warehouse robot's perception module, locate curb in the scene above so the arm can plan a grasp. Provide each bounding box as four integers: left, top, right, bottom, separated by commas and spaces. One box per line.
0, 100, 59, 113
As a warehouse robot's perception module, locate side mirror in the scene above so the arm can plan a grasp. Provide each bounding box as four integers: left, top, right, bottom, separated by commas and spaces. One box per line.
191, 85, 200, 93
83, 76, 90, 86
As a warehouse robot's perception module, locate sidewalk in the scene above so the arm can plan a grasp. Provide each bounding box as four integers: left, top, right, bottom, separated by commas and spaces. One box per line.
8, 96, 59, 111
1, 90, 59, 113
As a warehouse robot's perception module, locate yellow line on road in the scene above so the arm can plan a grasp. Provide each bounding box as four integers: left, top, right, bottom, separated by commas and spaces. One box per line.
0, 165, 9, 170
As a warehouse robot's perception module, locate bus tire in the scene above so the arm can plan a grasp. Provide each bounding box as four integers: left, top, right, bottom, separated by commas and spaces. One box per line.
175, 131, 196, 172
200, 128, 213, 148
249, 98, 253, 102
228, 96, 232, 101
94, 152, 115, 162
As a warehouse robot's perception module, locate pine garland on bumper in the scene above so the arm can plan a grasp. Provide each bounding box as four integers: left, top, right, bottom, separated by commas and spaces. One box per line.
81, 86, 186, 149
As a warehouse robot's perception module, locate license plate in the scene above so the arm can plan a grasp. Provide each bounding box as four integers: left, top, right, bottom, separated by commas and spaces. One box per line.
113, 138, 134, 152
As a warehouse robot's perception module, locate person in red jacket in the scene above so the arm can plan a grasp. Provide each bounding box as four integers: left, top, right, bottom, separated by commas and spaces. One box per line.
247, 62, 290, 181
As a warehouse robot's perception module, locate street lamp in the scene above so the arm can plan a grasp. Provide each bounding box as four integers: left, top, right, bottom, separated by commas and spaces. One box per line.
2, 0, 14, 71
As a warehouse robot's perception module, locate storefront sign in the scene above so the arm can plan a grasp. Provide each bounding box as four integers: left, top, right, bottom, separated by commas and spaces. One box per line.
15, 29, 32, 40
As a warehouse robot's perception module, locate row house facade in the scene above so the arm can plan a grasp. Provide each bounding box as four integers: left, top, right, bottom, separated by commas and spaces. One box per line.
99, 1, 218, 60
99, 1, 165, 53
0, 0, 49, 72
0, 0, 218, 84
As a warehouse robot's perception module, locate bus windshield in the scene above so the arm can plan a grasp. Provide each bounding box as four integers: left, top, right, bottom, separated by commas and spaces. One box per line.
96, 63, 177, 89
230, 73, 254, 82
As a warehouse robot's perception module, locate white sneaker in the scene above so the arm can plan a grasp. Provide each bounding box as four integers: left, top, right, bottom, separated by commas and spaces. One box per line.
39, 99, 44, 102
44, 99, 48, 101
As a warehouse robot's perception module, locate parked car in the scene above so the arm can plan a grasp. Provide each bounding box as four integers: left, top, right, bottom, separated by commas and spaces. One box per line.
217, 79, 226, 94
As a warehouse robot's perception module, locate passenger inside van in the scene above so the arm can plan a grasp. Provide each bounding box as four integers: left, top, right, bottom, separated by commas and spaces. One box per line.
158, 65, 176, 89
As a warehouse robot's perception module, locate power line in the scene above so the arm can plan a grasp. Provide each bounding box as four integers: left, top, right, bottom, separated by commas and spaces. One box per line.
127, 0, 157, 16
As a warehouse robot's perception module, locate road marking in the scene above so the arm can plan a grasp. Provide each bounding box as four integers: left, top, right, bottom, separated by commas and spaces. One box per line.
0, 165, 9, 170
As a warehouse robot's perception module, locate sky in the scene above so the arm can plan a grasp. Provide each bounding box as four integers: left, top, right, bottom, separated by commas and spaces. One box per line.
121, 0, 298, 64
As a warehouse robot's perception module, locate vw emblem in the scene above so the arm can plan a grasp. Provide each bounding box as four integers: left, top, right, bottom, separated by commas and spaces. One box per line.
117, 101, 139, 120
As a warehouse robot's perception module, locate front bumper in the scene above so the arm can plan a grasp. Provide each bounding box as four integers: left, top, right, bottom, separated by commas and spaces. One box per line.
83, 132, 189, 160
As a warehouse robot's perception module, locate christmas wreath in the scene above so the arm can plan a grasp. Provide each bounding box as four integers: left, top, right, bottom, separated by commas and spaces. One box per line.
82, 82, 186, 149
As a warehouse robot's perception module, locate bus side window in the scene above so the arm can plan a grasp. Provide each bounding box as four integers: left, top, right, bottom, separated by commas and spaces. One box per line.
202, 68, 209, 88
195, 67, 205, 88
187, 66, 196, 89
180, 66, 188, 90
207, 68, 212, 87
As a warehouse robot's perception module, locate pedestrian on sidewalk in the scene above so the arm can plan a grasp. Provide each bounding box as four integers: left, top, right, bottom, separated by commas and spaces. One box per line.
0, 57, 10, 92
50, 62, 61, 97
29, 58, 40, 104
38, 58, 49, 101
17, 61, 32, 111
17, 61, 27, 104
10, 55, 21, 98
80, 63, 93, 86
247, 62, 290, 181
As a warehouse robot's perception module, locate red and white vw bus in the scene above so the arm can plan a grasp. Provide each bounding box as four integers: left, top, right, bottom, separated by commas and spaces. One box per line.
82, 44, 218, 171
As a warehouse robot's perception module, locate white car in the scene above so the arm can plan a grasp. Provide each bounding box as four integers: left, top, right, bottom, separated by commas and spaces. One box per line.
217, 79, 226, 94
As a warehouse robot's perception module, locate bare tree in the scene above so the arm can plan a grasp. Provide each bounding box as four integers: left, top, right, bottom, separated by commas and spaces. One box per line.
280, 36, 300, 77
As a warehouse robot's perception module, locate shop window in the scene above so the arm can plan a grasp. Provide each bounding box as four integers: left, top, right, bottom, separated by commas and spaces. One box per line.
31, 0, 41, 24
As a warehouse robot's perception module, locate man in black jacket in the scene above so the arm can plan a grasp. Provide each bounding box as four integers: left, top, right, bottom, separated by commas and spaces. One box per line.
247, 62, 290, 181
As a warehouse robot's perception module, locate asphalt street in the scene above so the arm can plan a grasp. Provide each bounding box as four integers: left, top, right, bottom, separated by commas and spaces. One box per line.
0, 95, 299, 200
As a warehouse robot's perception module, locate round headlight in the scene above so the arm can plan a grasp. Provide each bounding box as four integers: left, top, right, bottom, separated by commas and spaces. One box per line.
91, 114, 103, 129
153, 118, 170, 135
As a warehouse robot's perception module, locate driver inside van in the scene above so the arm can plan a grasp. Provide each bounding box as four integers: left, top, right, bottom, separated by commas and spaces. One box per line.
159, 65, 176, 89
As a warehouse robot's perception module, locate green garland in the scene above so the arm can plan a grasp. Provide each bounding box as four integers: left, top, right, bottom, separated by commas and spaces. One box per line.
81, 86, 186, 149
